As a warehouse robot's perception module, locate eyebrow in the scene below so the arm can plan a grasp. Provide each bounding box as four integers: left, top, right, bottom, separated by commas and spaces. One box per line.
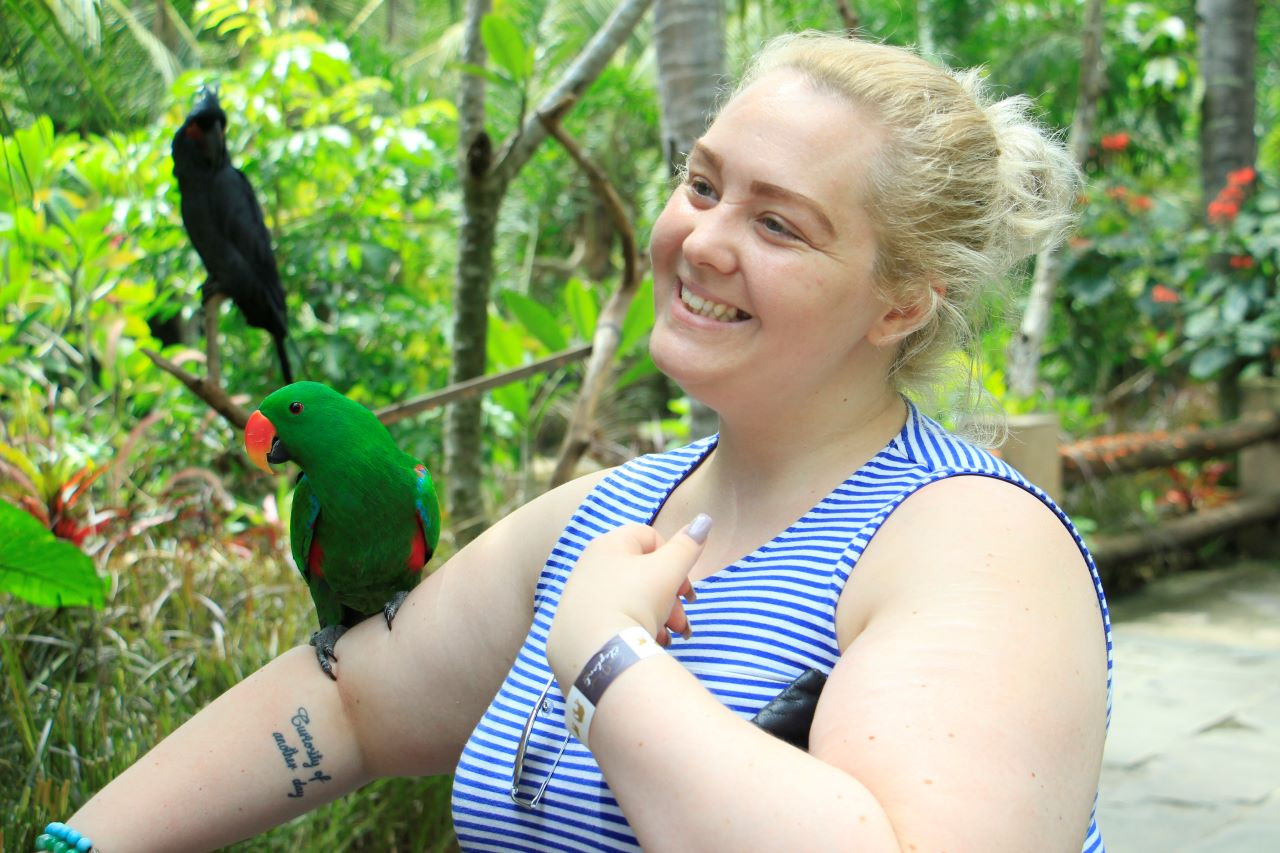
689, 142, 836, 240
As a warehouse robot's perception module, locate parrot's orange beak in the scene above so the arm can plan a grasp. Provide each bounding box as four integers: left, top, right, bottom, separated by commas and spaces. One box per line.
244, 410, 277, 473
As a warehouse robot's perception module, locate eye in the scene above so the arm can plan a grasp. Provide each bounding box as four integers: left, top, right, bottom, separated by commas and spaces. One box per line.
289, 402, 303, 415
685, 175, 718, 202
760, 215, 800, 241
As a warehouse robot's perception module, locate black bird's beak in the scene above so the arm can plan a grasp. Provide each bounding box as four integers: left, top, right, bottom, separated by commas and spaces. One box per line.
267, 436, 292, 465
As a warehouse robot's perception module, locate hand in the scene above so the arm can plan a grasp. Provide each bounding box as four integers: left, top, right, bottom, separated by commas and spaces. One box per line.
545, 515, 710, 688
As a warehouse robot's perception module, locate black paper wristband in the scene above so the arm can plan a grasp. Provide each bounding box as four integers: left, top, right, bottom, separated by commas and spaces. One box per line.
563, 627, 664, 748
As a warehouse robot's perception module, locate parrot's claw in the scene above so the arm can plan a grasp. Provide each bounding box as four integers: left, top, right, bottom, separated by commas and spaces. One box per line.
310, 625, 347, 681
383, 591, 409, 629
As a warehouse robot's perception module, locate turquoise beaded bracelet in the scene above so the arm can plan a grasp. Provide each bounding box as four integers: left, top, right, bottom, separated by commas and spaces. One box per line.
34, 822, 94, 852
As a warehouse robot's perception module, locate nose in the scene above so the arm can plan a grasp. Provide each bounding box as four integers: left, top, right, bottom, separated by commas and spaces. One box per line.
681, 203, 738, 276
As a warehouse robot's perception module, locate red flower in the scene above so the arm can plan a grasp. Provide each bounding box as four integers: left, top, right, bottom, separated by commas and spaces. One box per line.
1227, 166, 1256, 187
1218, 184, 1245, 204
1105, 185, 1129, 201
1129, 195, 1153, 212
1151, 284, 1180, 304
1100, 133, 1131, 152
1229, 254, 1255, 270
1208, 199, 1240, 225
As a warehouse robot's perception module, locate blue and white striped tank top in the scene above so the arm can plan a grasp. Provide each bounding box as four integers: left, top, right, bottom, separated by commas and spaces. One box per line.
452, 403, 1113, 852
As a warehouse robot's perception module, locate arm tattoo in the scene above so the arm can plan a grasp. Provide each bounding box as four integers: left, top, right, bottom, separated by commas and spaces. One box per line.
271, 706, 333, 798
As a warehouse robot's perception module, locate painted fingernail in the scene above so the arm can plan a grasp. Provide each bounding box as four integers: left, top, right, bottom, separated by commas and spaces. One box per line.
687, 513, 712, 544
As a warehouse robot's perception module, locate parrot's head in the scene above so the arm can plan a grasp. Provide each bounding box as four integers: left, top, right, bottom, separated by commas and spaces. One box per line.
173, 85, 228, 174
244, 382, 386, 474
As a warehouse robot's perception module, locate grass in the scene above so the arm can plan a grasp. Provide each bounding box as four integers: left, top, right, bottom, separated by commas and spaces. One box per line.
0, 529, 458, 851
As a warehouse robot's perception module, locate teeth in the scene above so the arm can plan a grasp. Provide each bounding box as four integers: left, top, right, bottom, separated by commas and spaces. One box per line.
680, 285, 748, 322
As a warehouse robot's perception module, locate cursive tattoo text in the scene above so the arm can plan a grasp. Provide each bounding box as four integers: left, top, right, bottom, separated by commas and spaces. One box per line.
271, 706, 333, 798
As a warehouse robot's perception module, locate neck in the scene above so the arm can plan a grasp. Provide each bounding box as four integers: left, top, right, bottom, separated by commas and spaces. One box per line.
664, 381, 908, 580
706, 384, 907, 500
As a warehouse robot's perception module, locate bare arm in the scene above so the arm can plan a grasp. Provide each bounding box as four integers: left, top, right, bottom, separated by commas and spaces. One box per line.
548, 476, 1108, 851
68, 471, 609, 852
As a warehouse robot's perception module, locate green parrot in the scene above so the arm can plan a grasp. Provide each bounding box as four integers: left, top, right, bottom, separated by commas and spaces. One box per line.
243, 381, 441, 679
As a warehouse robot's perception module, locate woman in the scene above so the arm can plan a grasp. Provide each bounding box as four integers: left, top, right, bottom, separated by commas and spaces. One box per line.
47, 32, 1111, 853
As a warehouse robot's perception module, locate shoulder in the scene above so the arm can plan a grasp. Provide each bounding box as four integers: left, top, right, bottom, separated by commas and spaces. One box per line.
841, 474, 1094, 641
815, 474, 1110, 848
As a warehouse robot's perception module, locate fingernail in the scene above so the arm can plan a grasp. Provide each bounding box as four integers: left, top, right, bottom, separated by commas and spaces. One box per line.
686, 513, 712, 544
681, 623, 693, 641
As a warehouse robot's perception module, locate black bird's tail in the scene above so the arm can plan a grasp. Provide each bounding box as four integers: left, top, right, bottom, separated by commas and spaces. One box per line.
275, 334, 294, 384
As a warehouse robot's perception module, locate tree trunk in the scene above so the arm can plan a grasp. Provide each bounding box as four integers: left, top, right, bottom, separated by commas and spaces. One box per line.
653, 0, 725, 440
1196, 0, 1258, 420
446, 0, 656, 544
1006, 0, 1105, 398
447, 0, 498, 544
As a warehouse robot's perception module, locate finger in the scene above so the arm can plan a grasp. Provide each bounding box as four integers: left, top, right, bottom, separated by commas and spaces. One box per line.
656, 513, 712, 565
677, 576, 697, 603
664, 599, 692, 641
684, 513, 712, 545
583, 523, 664, 560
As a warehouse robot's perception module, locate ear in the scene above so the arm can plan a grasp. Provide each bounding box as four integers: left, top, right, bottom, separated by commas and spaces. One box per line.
867, 283, 946, 347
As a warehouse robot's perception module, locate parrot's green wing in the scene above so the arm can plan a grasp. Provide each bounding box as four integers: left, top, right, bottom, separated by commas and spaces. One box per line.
412, 462, 442, 563
289, 474, 320, 583
289, 474, 342, 628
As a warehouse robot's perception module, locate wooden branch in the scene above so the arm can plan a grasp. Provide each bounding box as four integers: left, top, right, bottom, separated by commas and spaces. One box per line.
539, 104, 644, 488
374, 344, 593, 425
1061, 411, 1280, 485
493, 0, 656, 183
143, 349, 251, 430
1089, 491, 1280, 566
836, 0, 861, 33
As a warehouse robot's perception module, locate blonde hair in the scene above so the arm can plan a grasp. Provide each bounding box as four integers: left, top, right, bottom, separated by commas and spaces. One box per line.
734, 32, 1080, 401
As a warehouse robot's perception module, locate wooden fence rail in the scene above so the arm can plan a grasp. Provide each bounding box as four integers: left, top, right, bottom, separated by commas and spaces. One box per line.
998, 377, 1280, 569
1060, 411, 1280, 486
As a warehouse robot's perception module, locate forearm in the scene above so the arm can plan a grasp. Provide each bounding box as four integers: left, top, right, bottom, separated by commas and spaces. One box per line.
588, 656, 902, 852
68, 645, 373, 852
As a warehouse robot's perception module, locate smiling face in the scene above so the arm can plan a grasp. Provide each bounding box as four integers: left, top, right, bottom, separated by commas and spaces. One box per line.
648, 70, 918, 420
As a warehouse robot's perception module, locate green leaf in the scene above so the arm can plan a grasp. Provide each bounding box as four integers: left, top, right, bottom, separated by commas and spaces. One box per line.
1189, 345, 1236, 379
1222, 287, 1252, 325
0, 501, 105, 609
481, 14, 529, 84
452, 61, 513, 89
501, 291, 567, 351
614, 352, 659, 390
620, 278, 654, 356
564, 278, 599, 341
1184, 308, 1219, 340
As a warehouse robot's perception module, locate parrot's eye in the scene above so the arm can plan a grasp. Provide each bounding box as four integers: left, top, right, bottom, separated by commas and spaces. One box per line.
289, 402, 303, 415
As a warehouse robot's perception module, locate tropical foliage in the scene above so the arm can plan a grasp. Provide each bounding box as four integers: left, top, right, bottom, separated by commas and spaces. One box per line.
1, 0, 1277, 847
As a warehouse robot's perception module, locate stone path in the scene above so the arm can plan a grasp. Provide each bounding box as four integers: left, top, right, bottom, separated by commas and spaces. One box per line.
1096, 559, 1280, 851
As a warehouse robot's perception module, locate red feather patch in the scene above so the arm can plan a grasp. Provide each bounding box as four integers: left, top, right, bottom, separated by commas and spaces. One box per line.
308, 541, 325, 578
407, 515, 428, 572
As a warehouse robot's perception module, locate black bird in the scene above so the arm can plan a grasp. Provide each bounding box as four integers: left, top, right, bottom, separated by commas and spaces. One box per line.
172, 87, 292, 385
